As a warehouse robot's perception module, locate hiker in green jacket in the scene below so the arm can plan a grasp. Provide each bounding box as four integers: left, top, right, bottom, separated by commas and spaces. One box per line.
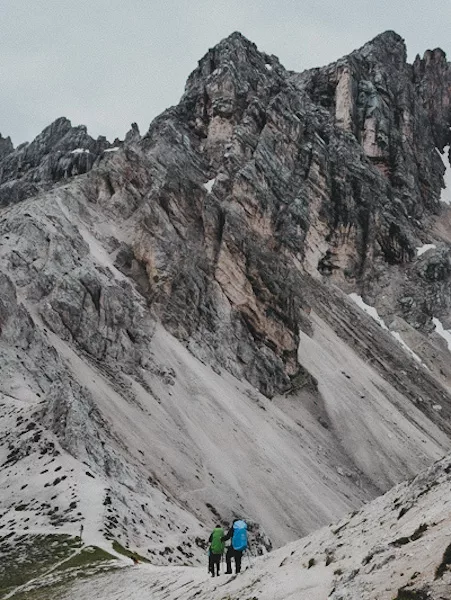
208, 525, 225, 576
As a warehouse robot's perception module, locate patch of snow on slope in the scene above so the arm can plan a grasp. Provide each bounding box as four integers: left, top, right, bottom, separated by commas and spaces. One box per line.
265, 63, 273, 71
438, 144, 451, 204
71, 148, 90, 154
0, 393, 109, 553
389, 331, 424, 365
349, 293, 425, 364
104, 147, 119, 153
416, 243, 436, 256
433, 317, 451, 351
203, 178, 215, 193
349, 293, 388, 329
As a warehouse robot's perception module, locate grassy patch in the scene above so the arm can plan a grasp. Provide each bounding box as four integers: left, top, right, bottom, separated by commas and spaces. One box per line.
55, 545, 117, 571
112, 540, 151, 563
0, 534, 121, 599
0, 533, 79, 596
5, 545, 120, 600
8, 560, 120, 600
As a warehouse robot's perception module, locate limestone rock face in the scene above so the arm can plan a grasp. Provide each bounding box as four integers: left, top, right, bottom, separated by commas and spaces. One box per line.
125, 30, 451, 396
0, 117, 112, 206
180, 31, 286, 167
2, 31, 451, 398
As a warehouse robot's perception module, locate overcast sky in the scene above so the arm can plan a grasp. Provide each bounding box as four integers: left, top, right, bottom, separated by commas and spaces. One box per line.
2, 0, 451, 146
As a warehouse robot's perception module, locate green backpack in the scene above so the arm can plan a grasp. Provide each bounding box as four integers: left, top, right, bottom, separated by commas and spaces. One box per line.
210, 527, 225, 555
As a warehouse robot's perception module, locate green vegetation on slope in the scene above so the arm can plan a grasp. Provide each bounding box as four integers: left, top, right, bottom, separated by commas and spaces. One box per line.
112, 540, 151, 563
54, 545, 117, 571
0, 533, 79, 596
0, 533, 119, 600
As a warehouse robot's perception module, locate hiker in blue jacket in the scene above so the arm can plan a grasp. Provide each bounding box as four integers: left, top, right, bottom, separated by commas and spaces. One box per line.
222, 519, 248, 574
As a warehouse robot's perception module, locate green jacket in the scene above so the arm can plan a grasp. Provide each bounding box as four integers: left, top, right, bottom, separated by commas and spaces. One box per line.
209, 527, 225, 555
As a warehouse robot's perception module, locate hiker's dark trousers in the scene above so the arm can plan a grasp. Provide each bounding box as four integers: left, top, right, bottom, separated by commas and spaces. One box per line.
209, 553, 221, 576
225, 547, 243, 573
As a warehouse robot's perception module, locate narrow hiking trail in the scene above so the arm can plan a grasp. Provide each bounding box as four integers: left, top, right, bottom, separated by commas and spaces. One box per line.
59, 563, 210, 600
57, 554, 332, 600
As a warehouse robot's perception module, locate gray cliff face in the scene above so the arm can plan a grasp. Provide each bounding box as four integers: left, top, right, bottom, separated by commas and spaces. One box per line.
0, 117, 113, 207
2, 30, 451, 399
108, 30, 451, 396
2, 31, 451, 563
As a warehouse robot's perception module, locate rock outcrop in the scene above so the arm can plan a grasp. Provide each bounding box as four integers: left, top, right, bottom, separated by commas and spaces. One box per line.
0, 134, 13, 161
0, 117, 113, 207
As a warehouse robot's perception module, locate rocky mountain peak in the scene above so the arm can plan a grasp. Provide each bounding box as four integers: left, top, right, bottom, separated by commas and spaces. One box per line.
344, 30, 407, 70
358, 29, 406, 56
179, 31, 285, 167
31, 116, 73, 150
124, 122, 141, 145
413, 46, 451, 149
0, 117, 111, 206
183, 29, 284, 107
213, 30, 256, 52
186, 31, 266, 81
0, 133, 13, 160
419, 46, 448, 68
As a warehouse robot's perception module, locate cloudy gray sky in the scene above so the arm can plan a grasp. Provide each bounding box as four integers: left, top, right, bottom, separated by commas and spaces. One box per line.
2, 0, 451, 145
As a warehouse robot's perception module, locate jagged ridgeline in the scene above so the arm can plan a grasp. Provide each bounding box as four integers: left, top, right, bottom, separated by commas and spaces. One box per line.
1, 30, 451, 599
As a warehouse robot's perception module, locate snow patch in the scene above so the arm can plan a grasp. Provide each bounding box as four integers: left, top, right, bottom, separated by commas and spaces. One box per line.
389, 331, 424, 365
265, 63, 273, 71
71, 148, 90, 154
104, 147, 119, 153
349, 294, 425, 365
438, 144, 451, 204
416, 243, 436, 257
432, 317, 451, 351
204, 178, 216, 193
348, 293, 388, 329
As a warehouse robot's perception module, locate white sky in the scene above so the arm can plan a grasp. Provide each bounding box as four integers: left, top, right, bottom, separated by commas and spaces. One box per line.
2, 0, 451, 145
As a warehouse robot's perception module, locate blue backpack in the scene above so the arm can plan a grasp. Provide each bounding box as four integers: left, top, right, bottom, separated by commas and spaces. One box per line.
231, 520, 248, 551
